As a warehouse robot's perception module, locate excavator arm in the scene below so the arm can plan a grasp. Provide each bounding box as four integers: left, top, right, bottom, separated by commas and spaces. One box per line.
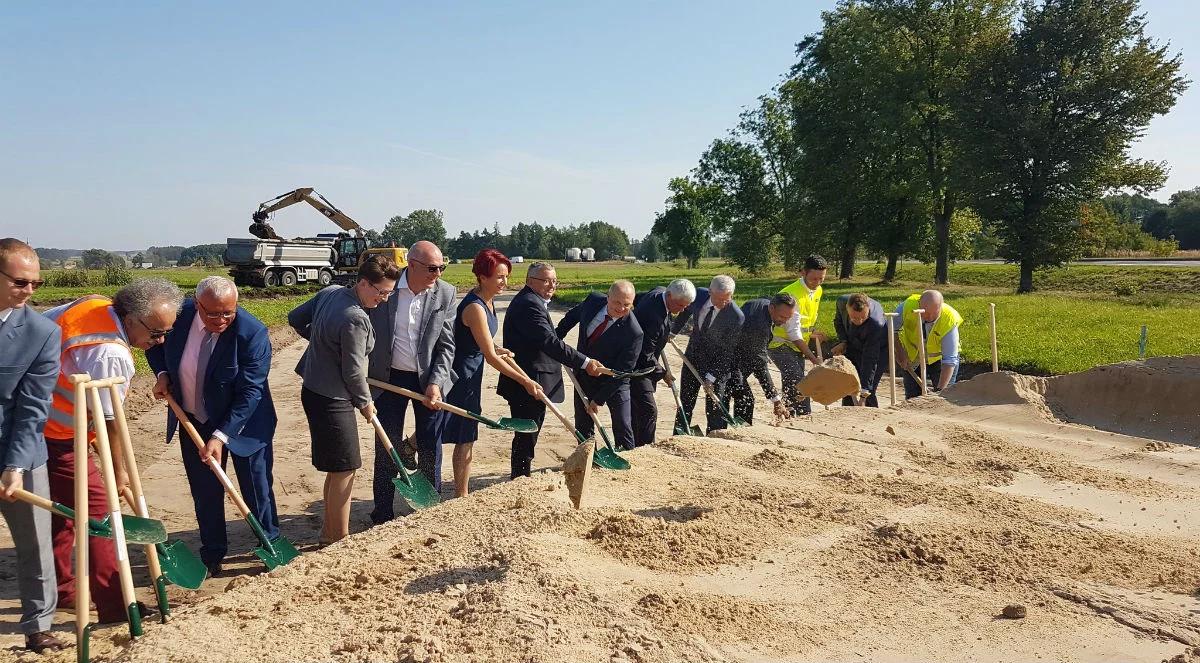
249, 187, 365, 240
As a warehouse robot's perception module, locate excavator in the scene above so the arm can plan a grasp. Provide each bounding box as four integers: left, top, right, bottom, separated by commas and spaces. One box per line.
226, 187, 406, 287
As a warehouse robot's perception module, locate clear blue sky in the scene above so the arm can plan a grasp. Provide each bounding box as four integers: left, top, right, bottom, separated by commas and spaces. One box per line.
2, 1, 1196, 251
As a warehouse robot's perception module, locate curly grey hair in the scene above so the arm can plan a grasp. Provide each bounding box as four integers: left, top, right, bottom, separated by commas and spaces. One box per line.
112, 278, 184, 319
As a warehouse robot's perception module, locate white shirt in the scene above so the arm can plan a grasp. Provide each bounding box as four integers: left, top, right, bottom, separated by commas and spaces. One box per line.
783, 281, 819, 342
390, 272, 425, 372
45, 304, 135, 420
0, 308, 12, 324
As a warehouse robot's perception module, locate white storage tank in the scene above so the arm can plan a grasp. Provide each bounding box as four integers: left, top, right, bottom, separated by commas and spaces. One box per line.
511, 255, 524, 263
581, 247, 596, 262
566, 247, 582, 262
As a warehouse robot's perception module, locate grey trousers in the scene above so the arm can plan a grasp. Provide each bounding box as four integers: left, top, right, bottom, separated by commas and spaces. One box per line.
0, 464, 57, 634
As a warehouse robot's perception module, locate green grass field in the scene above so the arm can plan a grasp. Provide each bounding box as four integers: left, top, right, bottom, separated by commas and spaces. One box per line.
32, 260, 1198, 376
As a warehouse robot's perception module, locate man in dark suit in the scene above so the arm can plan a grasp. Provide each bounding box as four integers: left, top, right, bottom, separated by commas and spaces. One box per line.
148, 276, 279, 577
629, 279, 695, 446
0, 239, 65, 654
556, 280, 644, 450
726, 293, 796, 424
832, 293, 889, 407
498, 262, 607, 478
670, 275, 745, 433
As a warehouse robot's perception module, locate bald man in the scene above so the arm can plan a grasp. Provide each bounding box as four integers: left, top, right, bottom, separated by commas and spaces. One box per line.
555, 280, 644, 450
366, 240, 457, 520
894, 290, 963, 398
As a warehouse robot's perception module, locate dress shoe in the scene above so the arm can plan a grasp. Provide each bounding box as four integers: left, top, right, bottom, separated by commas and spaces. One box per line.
25, 631, 67, 653
96, 601, 156, 625
206, 561, 223, 578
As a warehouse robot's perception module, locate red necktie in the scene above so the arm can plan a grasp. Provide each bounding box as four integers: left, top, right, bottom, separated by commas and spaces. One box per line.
587, 315, 611, 345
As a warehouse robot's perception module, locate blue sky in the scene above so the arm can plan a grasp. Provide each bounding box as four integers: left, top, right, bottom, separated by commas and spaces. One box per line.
2, 1, 1196, 251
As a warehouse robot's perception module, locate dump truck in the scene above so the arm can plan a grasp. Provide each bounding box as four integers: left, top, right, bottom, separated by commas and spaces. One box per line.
224, 188, 406, 287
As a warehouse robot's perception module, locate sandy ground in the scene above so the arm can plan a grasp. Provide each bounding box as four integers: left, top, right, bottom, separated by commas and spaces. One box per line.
2, 297, 1198, 662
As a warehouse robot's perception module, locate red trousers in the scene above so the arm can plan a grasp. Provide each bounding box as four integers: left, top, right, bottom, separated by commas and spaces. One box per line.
45, 438, 126, 622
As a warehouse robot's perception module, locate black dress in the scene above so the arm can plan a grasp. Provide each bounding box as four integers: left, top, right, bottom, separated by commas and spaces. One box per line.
442, 291, 496, 444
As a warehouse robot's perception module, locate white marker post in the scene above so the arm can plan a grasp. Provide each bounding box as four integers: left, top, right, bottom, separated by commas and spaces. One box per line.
913, 308, 928, 396
989, 302, 999, 373
884, 312, 899, 407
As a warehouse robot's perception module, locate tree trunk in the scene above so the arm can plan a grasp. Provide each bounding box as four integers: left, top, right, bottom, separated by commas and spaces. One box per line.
884, 252, 899, 281
839, 240, 856, 279
934, 202, 953, 284
1018, 259, 1035, 293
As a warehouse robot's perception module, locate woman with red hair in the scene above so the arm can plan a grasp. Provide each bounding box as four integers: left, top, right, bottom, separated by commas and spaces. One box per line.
442, 249, 542, 497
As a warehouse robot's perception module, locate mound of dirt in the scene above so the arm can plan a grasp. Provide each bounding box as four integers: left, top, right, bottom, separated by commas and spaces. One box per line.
938, 371, 1054, 418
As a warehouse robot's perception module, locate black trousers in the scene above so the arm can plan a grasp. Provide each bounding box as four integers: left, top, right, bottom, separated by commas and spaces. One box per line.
903, 360, 959, 399
628, 376, 658, 446
725, 370, 757, 424
573, 384, 634, 450
840, 350, 888, 407
507, 395, 547, 478
676, 368, 728, 433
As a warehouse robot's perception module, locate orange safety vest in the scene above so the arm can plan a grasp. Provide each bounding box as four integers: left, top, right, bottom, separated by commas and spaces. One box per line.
42, 296, 128, 441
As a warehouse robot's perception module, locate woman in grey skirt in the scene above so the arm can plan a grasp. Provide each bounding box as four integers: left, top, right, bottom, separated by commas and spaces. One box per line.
288, 255, 400, 544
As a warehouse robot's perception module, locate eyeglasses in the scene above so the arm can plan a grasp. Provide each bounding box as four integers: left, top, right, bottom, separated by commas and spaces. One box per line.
410, 258, 448, 274
0, 268, 44, 290
528, 276, 559, 286
196, 299, 236, 321
135, 317, 173, 340
371, 285, 394, 299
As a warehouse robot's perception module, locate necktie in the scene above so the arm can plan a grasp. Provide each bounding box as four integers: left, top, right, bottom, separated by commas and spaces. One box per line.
701, 307, 715, 333
194, 331, 217, 423
587, 316, 611, 346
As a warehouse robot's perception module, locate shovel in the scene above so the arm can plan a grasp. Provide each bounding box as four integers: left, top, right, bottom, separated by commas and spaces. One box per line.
9, 488, 166, 544
368, 378, 537, 433
660, 350, 701, 436
667, 337, 747, 428
597, 366, 658, 380
368, 415, 440, 510
109, 383, 205, 618
566, 372, 632, 471
500, 356, 628, 471
166, 396, 299, 571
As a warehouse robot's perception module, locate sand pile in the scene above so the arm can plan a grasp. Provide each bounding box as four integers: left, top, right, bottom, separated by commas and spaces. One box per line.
78, 401, 1199, 663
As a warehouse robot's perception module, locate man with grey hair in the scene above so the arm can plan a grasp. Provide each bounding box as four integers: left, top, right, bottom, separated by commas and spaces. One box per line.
555, 280, 643, 449
42, 277, 182, 623
148, 275, 281, 576
670, 275, 744, 432
366, 240, 457, 520
629, 278, 696, 445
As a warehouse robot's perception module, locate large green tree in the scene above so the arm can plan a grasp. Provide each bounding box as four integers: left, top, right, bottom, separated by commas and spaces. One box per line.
652, 178, 712, 269
81, 248, 122, 269
381, 209, 447, 249
960, 0, 1186, 291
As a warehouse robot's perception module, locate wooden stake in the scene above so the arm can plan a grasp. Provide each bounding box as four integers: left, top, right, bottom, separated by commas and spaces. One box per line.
67, 373, 91, 655
913, 308, 928, 396
884, 313, 898, 407
989, 303, 999, 372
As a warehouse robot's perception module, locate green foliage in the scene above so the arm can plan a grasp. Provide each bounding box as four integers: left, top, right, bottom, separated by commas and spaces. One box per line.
81, 248, 123, 269
43, 269, 91, 288
639, 234, 661, 263
102, 262, 132, 286
652, 178, 713, 269
382, 209, 447, 249
178, 244, 226, 267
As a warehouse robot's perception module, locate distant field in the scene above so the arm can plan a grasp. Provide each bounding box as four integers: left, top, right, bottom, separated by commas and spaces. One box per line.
31, 260, 1200, 376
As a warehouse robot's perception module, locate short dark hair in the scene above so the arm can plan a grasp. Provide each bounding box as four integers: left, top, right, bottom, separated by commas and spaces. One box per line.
358, 254, 402, 284
802, 254, 828, 271
770, 292, 797, 308
847, 293, 870, 312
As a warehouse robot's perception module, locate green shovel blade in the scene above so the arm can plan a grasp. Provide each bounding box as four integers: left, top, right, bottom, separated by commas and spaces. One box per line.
593, 446, 631, 470
156, 539, 207, 589
495, 417, 539, 433
391, 471, 440, 510
253, 536, 301, 571
90, 513, 167, 545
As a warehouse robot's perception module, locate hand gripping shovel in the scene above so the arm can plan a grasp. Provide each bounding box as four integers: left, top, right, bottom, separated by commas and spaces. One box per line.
500, 356, 628, 471
565, 372, 632, 471
109, 383, 204, 621
597, 365, 659, 380
660, 349, 702, 436
367, 414, 440, 510
667, 337, 747, 428
166, 396, 299, 571
368, 378, 538, 434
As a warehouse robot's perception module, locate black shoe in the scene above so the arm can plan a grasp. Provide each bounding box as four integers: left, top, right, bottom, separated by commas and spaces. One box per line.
97, 601, 156, 625
25, 631, 67, 653
206, 561, 223, 578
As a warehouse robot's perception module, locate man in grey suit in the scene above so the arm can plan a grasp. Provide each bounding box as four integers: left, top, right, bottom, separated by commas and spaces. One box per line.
366, 240, 457, 521
0, 239, 65, 654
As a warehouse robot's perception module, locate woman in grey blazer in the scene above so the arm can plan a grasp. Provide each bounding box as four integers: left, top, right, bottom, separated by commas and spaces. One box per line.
288, 255, 400, 544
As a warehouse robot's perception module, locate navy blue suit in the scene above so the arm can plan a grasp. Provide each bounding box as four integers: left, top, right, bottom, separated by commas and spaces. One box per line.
629, 287, 673, 445
671, 288, 744, 432
146, 300, 280, 566
833, 295, 889, 407
555, 293, 644, 450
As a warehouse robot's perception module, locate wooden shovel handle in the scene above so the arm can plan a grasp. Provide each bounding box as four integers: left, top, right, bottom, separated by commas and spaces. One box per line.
500, 356, 577, 436
165, 395, 253, 519
365, 378, 474, 420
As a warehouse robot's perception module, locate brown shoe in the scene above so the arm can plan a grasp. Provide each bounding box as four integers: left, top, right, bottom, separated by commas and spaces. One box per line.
25, 631, 67, 653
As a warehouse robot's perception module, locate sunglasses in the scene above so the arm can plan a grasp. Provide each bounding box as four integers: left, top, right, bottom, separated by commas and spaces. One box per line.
135, 317, 173, 340
0, 268, 44, 290
410, 258, 448, 274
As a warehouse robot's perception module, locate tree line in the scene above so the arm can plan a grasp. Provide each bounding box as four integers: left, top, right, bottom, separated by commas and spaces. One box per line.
653, 0, 1187, 292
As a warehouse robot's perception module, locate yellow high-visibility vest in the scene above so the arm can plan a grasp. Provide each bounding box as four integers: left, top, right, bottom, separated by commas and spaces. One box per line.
769, 279, 822, 351
898, 294, 963, 365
